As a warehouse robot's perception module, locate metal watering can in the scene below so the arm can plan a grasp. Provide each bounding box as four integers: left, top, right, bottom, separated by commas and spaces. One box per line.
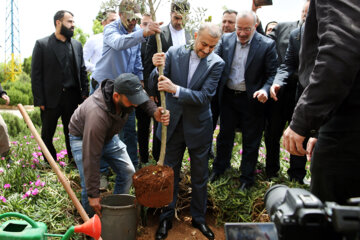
0, 212, 101, 240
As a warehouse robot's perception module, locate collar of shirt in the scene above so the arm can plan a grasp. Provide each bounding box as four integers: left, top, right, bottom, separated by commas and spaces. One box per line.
236, 33, 255, 47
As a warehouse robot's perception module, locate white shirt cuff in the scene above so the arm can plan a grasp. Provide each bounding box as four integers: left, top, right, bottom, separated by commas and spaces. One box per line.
173, 86, 181, 98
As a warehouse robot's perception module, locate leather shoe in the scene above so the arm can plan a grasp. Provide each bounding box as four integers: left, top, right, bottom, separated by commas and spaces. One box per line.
155, 219, 172, 240
239, 182, 253, 192
192, 220, 215, 240
208, 172, 221, 183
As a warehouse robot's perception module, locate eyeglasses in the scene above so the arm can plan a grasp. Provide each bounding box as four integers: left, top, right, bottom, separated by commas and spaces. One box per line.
237, 27, 252, 33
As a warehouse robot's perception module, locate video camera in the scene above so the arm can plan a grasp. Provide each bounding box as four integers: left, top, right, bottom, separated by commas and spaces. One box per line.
225, 185, 360, 240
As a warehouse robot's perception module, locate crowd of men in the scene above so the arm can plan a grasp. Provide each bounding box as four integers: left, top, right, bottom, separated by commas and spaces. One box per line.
28, 0, 360, 239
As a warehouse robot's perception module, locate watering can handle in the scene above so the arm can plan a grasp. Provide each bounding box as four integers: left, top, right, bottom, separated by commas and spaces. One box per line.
0, 212, 39, 228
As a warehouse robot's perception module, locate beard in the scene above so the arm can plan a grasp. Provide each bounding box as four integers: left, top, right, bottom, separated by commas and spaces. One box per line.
60, 24, 74, 39
118, 101, 134, 114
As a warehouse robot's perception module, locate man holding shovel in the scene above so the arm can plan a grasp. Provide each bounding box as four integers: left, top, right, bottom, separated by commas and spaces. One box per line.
68, 73, 169, 216
152, 23, 224, 240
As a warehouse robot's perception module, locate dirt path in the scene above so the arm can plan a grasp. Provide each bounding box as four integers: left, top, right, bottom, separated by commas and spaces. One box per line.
137, 209, 225, 240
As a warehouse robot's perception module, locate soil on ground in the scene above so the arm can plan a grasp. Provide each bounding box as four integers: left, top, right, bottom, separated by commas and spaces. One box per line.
137, 208, 225, 240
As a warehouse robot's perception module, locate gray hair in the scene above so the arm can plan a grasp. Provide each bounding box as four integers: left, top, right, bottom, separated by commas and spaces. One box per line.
237, 10, 257, 26
198, 23, 222, 38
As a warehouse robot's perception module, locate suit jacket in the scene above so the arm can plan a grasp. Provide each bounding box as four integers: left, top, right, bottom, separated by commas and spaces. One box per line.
216, 31, 278, 114
31, 33, 89, 108
273, 26, 302, 87
143, 24, 191, 84
290, 0, 360, 136
268, 21, 299, 64
156, 45, 225, 149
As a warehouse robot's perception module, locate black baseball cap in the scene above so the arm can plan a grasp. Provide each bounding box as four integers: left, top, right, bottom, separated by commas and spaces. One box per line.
114, 73, 149, 105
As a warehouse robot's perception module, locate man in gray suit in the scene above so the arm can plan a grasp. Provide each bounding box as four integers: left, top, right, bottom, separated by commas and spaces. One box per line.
152, 23, 224, 240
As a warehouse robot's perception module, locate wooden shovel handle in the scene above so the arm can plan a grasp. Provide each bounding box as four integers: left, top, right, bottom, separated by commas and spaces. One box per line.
17, 104, 90, 222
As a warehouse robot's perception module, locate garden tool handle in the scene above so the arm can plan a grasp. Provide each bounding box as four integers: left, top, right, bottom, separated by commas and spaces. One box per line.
0, 212, 39, 228
17, 104, 90, 222
148, 0, 167, 166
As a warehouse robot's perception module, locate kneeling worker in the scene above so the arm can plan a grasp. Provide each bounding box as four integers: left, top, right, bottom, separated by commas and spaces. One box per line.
68, 73, 170, 216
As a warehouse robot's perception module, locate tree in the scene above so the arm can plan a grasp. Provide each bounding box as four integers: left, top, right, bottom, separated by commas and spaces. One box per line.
22, 56, 32, 76
72, 27, 89, 46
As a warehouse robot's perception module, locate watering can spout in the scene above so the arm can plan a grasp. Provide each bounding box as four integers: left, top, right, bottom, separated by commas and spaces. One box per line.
62, 214, 101, 240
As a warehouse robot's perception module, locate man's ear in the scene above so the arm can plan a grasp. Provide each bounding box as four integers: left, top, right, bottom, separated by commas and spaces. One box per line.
194, 32, 198, 40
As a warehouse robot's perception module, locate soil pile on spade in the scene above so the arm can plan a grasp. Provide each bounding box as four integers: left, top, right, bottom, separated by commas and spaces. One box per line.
133, 165, 174, 208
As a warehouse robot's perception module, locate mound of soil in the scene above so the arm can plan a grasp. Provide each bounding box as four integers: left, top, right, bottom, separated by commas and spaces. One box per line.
133, 165, 174, 208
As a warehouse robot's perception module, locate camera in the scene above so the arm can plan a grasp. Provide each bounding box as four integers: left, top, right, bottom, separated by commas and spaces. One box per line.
264, 184, 360, 240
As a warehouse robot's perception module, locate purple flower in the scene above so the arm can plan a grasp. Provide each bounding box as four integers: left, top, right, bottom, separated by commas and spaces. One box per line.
1, 157, 4, 160
4, 184, 11, 189
59, 161, 67, 167
32, 188, 39, 196
35, 179, 41, 186
239, 149, 243, 155
0, 196, 6, 203
33, 159, 39, 164
30, 135, 34, 139
40, 182, 46, 187
32, 152, 37, 158
26, 142, 30, 145
187, 157, 191, 161
0, 168, 4, 174
6, 164, 10, 168
24, 136, 27, 139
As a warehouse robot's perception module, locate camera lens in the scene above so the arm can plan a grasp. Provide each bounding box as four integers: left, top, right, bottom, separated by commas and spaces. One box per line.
264, 184, 289, 217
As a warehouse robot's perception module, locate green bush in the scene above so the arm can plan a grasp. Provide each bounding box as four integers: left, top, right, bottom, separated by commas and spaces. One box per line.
1, 75, 33, 106
1, 113, 29, 138
0, 109, 41, 138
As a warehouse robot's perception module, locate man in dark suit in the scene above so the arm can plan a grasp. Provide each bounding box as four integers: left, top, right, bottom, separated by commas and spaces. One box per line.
152, 23, 224, 240
143, 0, 191, 162
264, 0, 309, 181
135, 13, 153, 165
269, 24, 307, 183
31, 10, 89, 162
283, 0, 360, 205
210, 11, 278, 190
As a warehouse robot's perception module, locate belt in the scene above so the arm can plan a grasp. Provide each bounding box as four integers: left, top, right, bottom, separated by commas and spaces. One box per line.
225, 87, 246, 95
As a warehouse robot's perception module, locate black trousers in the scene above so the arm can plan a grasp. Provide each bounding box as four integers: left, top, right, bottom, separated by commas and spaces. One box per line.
264, 81, 306, 180
159, 120, 210, 224
311, 129, 360, 204
135, 106, 151, 163
40, 89, 79, 161
214, 88, 265, 184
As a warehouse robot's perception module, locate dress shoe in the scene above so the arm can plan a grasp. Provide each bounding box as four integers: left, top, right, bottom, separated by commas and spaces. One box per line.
208, 172, 221, 183
239, 182, 253, 192
192, 220, 215, 240
155, 219, 172, 240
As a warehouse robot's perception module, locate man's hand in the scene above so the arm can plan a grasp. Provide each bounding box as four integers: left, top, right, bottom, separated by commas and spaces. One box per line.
154, 107, 170, 126
88, 197, 102, 217
40, 105, 45, 111
270, 84, 281, 101
150, 96, 159, 103
253, 89, 268, 103
283, 126, 306, 156
143, 21, 163, 37
158, 75, 177, 94
1, 94, 10, 105
306, 137, 318, 161
152, 52, 166, 67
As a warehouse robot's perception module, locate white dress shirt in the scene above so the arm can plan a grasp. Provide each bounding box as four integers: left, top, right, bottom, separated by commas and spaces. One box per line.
83, 33, 104, 73
169, 23, 186, 47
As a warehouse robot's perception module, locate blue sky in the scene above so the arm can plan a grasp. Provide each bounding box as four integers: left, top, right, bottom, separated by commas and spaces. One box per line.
0, 0, 305, 61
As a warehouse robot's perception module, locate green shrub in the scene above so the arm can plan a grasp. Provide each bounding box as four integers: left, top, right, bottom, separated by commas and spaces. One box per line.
1, 73, 33, 106
28, 108, 41, 128
1, 113, 29, 138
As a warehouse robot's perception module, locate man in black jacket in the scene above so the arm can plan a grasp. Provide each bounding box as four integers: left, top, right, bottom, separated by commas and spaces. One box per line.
283, 0, 360, 205
31, 10, 89, 162
264, 0, 309, 182
143, 0, 191, 161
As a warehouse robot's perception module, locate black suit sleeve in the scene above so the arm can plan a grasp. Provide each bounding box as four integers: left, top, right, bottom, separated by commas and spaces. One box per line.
256, 22, 265, 36
143, 34, 157, 87
78, 43, 89, 98
273, 30, 299, 86
31, 40, 45, 106
290, 0, 360, 136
